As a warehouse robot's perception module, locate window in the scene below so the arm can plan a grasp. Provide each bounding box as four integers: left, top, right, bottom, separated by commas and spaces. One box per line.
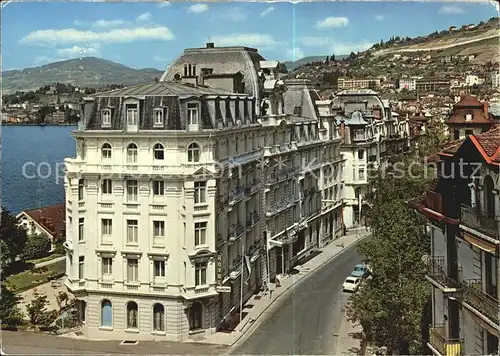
194, 222, 207, 246
127, 143, 138, 163
78, 179, 84, 200
358, 149, 364, 160
101, 300, 112, 327
126, 104, 138, 126
153, 109, 164, 127
359, 169, 365, 180
102, 143, 112, 159
154, 260, 165, 277
294, 106, 302, 116
153, 304, 165, 332
102, 257, 113, 276
195, 262, 207, 286
127, 259, 139, 282
188, 143, 200, 162
153, 143, 164, 160
189, 301, 203, 330
79, 256, 84, 279
153, 181, 164, 196
187, 103, 199, 125
127, 220, 138, 244
454, 130, 460, 140
126, 302, 138, 329
102, 179, 112, 195
153, 221, 165, 239
194, 181, 206, 204
102, 109, 111, 127
127, 180, 138, 201
101, 219, 112, 236
79, 218, 84, 241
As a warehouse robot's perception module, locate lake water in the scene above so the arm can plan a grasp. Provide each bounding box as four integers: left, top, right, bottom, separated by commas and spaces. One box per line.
2, 125, 77, 214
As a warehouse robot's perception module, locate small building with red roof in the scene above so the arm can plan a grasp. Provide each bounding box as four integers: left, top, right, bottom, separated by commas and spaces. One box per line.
16, 203, 66, 242
446, 95, 494, 140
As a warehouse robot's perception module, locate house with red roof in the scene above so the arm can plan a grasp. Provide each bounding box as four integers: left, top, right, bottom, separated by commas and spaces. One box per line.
16, 203, 66, 243
409, 127, 500, 355
446, 95, 495, 140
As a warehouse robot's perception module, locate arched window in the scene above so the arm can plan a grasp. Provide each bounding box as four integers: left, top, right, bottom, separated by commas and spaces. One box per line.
101, 299, 112, 327
153, 143, 164, 160
102, 143, 112, 160
153, 109, 164, 127
153, 303, 165, 331
189, 301, 203, 330
127, 143, 138, 163
188, 143, 200, 162
484, 175, 496, 216
126, 301, 138, 329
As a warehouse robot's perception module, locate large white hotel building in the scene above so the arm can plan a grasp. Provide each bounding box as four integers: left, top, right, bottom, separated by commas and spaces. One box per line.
63, 43, 345, 341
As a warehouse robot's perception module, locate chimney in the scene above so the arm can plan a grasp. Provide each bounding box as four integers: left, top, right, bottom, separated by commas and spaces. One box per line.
483, 101, 489, 119
206, 42, 215, 48
339, 120, 346, 139
154, 77, 159, 83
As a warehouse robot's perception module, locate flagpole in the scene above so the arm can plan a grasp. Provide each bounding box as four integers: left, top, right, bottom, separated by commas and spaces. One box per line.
240, 237, 244, 326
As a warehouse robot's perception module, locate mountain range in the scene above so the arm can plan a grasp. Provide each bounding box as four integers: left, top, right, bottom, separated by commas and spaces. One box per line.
2, 57, 164, 93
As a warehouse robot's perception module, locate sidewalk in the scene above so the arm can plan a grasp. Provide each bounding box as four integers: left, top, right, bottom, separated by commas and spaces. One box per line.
198, 226, 371, 347
34, 256, 66, 268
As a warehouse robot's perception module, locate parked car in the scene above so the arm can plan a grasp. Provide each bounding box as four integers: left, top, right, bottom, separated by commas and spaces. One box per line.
351, 263, 370, 279
342, 276, 361, 292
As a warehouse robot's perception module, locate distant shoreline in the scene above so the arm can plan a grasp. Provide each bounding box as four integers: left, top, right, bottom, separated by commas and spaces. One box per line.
2, 123, 77, 126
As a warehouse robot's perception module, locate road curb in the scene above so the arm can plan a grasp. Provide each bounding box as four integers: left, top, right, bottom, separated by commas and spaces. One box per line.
228, 232, 371, 352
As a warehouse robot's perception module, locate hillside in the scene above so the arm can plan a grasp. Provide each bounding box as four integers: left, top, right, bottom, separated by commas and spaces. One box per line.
2, 57, 163, 93
283, 56, 347, 71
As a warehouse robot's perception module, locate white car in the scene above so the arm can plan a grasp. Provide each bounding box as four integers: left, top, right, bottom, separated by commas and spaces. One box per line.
343, 276, 361, 292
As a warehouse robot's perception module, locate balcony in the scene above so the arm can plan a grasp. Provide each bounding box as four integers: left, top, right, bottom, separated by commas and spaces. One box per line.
425, 190, 443, 214
245, 181, 260, 196
426, 256, 461, 292
219, 149, 263, 167
462, 279, 499, 325
246, 212, 260, 230
428, 324, 462, 356
228, 187, 246, 206
230, 257, 242, 279
229, 223, 245, 242
263, 142, 297, 157
265, 167, 298, 186
460, 205, 500, 240
265, 197, 299, 217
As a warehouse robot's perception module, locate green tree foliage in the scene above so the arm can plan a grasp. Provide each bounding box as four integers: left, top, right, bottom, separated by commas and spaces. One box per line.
346, 169, 431, 354
26, 291, 58, 330
418, 116, 450, 157
22, 233, 52, 260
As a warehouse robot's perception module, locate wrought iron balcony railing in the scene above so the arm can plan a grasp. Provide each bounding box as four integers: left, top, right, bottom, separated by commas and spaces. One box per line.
427, 256, 461, 290
462, 279, 499, 325
460, 205, 500, 240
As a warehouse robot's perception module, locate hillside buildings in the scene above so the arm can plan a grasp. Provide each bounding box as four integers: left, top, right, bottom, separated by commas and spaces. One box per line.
64, 44, 344, 341
17, 203, 66, 244
410, 127, 500, 356
337, 77, 382, 90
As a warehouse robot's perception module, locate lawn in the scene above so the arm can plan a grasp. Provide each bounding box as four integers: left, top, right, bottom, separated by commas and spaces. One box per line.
26, 253, 64, 265
6, 260, 66, 294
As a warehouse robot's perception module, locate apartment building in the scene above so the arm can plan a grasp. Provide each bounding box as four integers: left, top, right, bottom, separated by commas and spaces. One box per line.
64, 44, 344, 340
337, 77, 382, 90
410, 127, 500, 356
398, 76, 422, 91
447, 95, 494, 140
415, 78, 451, 93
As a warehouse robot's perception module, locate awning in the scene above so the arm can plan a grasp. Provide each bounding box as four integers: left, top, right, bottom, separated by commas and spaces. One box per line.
463, 232, 496, 254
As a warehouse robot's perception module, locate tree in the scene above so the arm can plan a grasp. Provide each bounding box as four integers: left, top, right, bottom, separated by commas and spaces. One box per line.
346, 165, 432, 354
22, 233, 52, 260
25, 290, 58, 331
1, 208, 28, 272
418, 116, 449, 157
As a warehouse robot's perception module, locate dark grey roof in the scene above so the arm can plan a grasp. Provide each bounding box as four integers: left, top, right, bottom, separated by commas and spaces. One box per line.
92, 82, 239, 98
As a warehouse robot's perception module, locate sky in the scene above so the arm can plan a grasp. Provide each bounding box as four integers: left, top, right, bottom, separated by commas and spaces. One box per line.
2, 1, 498, 71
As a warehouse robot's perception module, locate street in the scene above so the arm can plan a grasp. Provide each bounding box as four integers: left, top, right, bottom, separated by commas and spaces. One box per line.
231, 245, 362, 355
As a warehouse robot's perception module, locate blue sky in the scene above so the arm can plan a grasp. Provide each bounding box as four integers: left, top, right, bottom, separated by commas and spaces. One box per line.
2, 1, 498, 70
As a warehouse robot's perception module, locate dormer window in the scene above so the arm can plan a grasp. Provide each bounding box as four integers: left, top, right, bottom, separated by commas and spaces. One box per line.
294, 106, 302, 116
126, 103, 138, 131
153, 108, 165, 127
102, 109, 112, 128
187, 102, 200, 131
465, 111, 473, 121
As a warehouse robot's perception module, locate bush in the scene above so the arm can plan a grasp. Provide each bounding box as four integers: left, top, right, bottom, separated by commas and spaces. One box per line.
22, 234, 52, 260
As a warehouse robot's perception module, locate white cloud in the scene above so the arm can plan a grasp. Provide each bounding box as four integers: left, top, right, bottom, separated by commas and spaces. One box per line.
211, 33, 279, 48
438, 5, 464, 14
219, 7, 246, 22
187, 4, 209, 13
297, 36, 373, 54
286, 47, 305, 61
260, 6, 275, 17
57, 44, 100, 58
94, 19, 129, 28
136, 12, 151, 22
374, 15, 384, 21
21, 26, 175, 46
73, 20, 87, 26
158, 1, 171, 7
315, 16, 349, 29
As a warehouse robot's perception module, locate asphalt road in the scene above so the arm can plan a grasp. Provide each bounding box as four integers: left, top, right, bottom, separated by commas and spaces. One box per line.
231, 245, 362, 355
